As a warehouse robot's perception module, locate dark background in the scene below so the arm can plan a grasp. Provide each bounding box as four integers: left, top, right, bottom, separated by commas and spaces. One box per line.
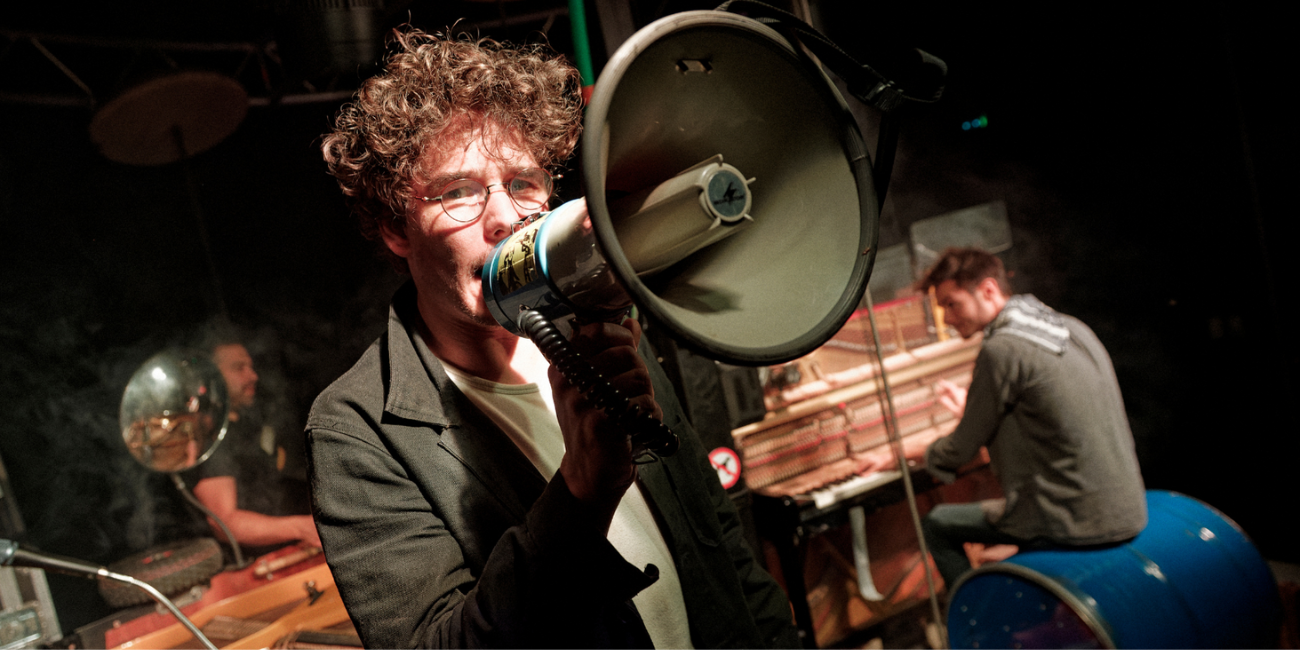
2, 0, 1293, 635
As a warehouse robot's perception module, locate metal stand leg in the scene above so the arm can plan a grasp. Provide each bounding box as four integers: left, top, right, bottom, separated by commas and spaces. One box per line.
773, 528, 817, 648
849, 505, 885, 601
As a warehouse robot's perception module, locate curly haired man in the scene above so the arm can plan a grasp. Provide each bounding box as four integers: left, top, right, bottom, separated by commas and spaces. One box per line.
305, 26, 799, 649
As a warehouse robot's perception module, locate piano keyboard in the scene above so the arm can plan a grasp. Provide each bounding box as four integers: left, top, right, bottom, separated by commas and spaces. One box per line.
810, 469, 902, 509
732, 317, 981, 510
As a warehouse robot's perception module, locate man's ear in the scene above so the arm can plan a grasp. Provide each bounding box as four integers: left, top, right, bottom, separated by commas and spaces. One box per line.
378, 217, 411, 259
977, 276, 1002, 300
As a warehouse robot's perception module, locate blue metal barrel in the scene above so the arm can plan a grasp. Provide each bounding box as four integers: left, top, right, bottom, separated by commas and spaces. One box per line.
946, 490, 1280, 648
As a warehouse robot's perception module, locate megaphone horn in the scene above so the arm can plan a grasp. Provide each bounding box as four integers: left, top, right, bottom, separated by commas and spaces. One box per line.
487, 10, 878, 357
483, 10, 883, 455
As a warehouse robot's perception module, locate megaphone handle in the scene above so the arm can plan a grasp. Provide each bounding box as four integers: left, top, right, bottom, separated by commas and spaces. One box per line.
517, 309, 680, 460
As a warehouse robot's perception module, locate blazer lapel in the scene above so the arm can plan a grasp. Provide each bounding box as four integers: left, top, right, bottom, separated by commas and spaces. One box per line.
436, 388, 548, 522
383, 284, 547, 524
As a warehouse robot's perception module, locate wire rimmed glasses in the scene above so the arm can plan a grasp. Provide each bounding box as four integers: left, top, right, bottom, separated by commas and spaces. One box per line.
417, 168, 554, 223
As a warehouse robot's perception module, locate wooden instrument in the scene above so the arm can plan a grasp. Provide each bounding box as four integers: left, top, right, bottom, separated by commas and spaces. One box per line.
733, 296, 1000, 646
85, 542, 355, 649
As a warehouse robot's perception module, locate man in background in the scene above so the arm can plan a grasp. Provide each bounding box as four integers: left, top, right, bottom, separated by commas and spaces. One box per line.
185, 335, 319, 557
858, 247, 1146, 589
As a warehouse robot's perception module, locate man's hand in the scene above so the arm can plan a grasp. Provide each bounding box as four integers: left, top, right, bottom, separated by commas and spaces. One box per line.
851, 447, 896, 474
936, 378, 967, 417
552, 318, 662, 529
193, 476, 323, 547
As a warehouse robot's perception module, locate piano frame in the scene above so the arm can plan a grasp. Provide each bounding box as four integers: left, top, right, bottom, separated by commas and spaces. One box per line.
731, 297, 997, 647
752, 461, 994, 645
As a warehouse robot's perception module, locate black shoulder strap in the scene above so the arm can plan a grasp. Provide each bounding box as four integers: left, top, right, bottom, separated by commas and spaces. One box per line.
715, 0, 946, 111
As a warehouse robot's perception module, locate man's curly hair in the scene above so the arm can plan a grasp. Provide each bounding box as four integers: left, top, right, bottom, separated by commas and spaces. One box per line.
322, 25, 584, 272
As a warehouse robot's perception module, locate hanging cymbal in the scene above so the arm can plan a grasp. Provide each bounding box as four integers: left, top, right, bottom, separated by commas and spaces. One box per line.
89, 71, 248, 166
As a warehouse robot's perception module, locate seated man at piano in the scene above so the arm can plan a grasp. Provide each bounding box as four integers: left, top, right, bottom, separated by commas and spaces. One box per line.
856, 247, 1147, 589
183, 332, 321, 558
305, 25, 800, 649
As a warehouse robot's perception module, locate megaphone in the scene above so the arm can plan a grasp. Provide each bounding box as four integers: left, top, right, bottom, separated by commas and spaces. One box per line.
483, 10, 884, 456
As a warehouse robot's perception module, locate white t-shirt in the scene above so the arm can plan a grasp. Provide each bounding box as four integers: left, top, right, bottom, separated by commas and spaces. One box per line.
443, 360, 694, 649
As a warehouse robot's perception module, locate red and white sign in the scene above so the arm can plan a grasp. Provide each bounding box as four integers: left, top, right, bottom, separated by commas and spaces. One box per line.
708, 447, 742, 490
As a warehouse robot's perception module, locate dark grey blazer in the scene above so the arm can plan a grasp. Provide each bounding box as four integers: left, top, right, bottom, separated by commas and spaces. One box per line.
306, 283, 800, 648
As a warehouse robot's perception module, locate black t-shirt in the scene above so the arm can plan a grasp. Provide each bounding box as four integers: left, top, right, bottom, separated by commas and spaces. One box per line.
184, 408, 312, 518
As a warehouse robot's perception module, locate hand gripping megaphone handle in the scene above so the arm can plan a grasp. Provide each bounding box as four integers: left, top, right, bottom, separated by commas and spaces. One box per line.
517, 309, 680, 461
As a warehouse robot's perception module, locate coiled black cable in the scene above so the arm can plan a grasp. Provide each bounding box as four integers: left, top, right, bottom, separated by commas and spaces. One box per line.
517, 309, 679, 461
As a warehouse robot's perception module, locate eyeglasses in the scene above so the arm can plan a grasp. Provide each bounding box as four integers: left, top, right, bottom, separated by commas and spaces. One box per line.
417, 168, 554, 223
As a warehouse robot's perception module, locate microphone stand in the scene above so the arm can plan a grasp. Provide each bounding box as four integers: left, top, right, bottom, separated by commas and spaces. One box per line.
171, 473, 247, 569
2, 539, 218, 650
861, 292, 947, 649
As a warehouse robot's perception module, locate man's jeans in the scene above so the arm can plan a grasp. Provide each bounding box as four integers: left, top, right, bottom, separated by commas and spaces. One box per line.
922, 502, 1031, 588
